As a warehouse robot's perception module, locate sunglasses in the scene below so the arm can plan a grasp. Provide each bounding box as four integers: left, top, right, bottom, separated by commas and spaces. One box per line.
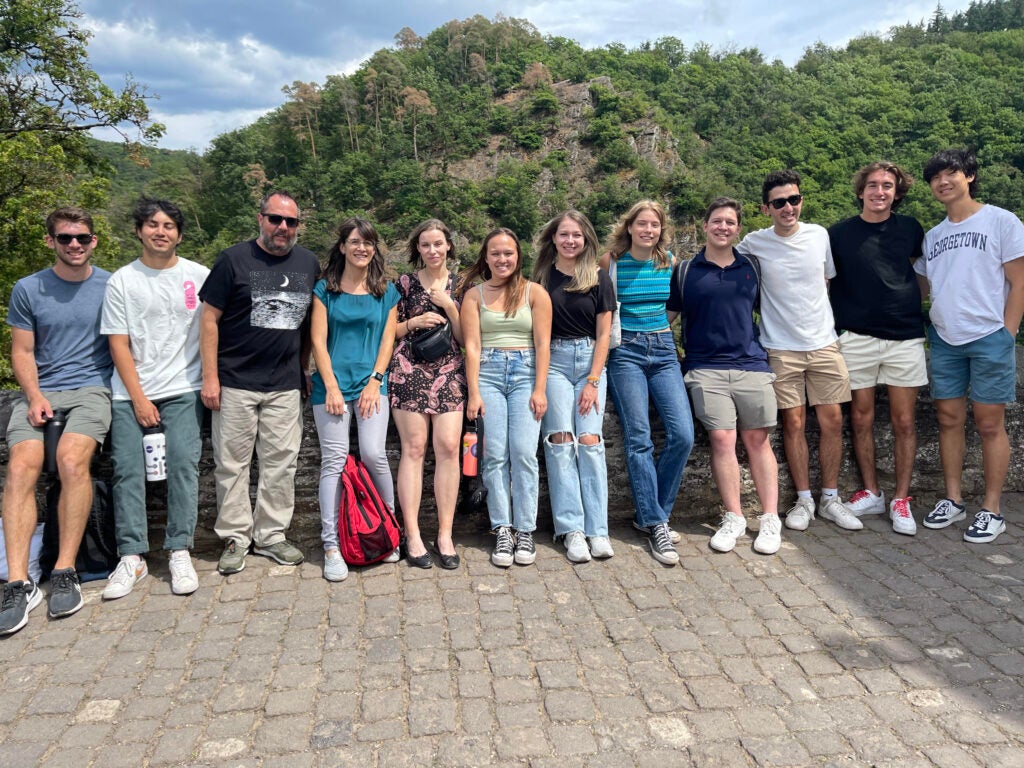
767, 194, 803, 210
262, 214, 300, 228
54, 233, 95, 245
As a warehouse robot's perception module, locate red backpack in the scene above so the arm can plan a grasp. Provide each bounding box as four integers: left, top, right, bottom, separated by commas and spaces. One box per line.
338, 454, 401, 565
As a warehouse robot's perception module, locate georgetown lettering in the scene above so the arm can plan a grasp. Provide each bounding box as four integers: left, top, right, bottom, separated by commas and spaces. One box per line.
927, 230, 988, 260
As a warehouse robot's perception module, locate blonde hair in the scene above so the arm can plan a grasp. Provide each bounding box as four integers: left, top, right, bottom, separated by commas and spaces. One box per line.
607, 199, 673, 269
532, 210, 600, 293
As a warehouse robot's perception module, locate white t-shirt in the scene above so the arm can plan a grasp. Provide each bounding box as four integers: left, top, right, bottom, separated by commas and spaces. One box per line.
737, 222, 838, 351
101, 257, 210, 401
915, 204, 1024, 345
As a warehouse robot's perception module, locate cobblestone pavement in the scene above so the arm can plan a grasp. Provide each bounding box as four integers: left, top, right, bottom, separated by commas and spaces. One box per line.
1, 498, 1022, 768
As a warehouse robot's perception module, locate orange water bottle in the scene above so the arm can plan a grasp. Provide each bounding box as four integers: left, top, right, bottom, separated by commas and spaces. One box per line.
462, 421, 479, 476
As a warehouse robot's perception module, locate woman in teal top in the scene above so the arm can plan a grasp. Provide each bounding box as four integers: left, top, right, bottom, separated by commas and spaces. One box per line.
600, 200, 694, 567
311, 217, 400, 582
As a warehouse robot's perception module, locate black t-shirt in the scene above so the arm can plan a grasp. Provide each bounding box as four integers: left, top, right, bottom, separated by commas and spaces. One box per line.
546, 268, 617, 339
828, 214, 925, 340
199, 240, 319, 391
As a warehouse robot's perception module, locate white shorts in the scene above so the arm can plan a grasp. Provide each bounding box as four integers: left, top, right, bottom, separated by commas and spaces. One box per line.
838, 331, 928, 390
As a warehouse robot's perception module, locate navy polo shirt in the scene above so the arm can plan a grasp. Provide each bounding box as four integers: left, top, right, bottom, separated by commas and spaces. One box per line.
667, 248, 771, 373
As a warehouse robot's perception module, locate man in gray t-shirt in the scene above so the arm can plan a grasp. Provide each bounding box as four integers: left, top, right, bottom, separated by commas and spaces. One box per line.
0, 207, 113, 636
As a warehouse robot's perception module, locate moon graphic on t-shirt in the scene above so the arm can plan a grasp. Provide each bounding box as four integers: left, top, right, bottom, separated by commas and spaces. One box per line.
280, 276, 290, 288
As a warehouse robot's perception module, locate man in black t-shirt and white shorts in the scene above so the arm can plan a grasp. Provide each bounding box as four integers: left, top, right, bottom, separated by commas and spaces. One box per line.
828, 162, 926, 535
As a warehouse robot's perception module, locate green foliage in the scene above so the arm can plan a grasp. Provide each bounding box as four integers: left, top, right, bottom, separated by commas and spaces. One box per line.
481, 160, 543, 241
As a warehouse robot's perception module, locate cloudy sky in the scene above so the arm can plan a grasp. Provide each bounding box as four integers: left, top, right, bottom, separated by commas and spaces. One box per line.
79, 0, 969, 152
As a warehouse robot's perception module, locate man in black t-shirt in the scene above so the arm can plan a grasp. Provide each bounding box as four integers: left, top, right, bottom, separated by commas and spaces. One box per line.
199, 191, 319, 574
828, 162, 926, 536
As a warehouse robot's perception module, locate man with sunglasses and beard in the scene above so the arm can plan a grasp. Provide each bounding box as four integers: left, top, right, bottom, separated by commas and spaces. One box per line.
1, 207, 113, 634
737, 170, 860, 535
200, 191, 319, 575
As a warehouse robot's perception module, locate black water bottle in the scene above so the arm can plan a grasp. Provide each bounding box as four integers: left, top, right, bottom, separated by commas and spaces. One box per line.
43, 409, 68, 474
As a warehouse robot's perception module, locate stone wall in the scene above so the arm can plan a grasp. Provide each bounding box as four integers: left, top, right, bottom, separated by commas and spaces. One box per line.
1, 348, 1021, 545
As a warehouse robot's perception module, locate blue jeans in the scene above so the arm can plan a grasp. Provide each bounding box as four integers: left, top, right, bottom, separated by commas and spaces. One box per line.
110, 391, 203, 554
543, 338, 608, 536
607, 330, 694, 527
478, 348, 541, 532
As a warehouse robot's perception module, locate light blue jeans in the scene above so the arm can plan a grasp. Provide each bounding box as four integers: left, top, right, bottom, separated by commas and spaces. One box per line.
110, 391, 203, 554
542, 338, 608, 537
478, 348, 541, 532
313, 402, 394, 551
607, 330, 694, 528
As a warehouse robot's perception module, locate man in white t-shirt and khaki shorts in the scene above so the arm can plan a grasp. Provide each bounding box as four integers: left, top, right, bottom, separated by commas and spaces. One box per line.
915, 149, 1024, 544
738, 170, 861, 533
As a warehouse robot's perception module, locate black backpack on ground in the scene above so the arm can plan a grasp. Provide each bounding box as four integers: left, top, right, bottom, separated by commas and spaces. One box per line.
39, 478, 118, 583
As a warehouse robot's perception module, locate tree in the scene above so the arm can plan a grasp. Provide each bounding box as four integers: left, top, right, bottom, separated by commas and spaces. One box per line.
398, 86, 436, 162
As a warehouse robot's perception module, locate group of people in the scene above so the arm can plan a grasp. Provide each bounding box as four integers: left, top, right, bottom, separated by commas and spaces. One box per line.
1, 148, 1020, 637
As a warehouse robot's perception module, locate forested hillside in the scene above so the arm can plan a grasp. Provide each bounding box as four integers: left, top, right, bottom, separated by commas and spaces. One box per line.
3, 1, 1024, 381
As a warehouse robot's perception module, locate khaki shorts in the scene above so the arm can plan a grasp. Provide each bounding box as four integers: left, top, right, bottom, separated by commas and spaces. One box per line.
684, 369, 778, 431
838, 331, 928, 390
6, 386, 112, 447
768, 343, 851, 409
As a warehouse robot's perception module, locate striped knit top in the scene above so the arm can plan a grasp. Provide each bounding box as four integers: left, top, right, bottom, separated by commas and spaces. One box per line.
614, 253, 673, 332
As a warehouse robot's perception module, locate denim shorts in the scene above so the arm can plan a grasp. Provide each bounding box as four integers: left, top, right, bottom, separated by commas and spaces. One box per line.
927, 325, 1016, 404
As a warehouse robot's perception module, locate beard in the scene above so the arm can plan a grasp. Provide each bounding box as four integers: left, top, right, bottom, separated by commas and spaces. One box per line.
259, 230, 297, 256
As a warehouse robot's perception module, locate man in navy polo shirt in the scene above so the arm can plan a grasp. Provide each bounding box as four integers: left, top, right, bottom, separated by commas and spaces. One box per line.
667, 197, 781, 555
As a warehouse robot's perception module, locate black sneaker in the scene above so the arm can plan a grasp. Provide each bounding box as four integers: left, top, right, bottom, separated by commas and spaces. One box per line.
491, 526, 514, 568
47, 568, 84, 618
633, 519, 681, 544
514, 530, 536, 565
0, 580, 42, 635
647, 522, 679, 565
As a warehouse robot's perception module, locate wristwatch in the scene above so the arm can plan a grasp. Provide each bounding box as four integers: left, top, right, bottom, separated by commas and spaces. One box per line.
372, 371, 385, 383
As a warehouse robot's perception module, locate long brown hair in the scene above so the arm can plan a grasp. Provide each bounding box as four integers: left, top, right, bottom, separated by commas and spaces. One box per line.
458, 228, 527, 317
532, 210, 600, 293
322, 217, 390, 297
406, 218, 456, 268
606, 199, 673, 269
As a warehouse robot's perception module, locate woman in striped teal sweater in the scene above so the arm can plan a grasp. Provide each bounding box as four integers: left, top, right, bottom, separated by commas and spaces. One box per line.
600, 200, 694, 566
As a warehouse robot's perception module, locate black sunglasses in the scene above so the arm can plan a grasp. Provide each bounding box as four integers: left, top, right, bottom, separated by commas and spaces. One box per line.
54, 233, 95, 245
262, 213, 300, 228
767, 194, 803, 210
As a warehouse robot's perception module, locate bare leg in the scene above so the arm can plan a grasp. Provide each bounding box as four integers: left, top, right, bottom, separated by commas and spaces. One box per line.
815, 403, 844, 491
741, 428, 778, 514
887, 386, 919, 499
849, 388, 878, 493
54, 433, 99, 571
934, 397, 967, 503
780, 406, 809, 492
393, 409, 430, 557
973, 402, 1008, 514
708, 429, 741, 513
431, 411, 463, 555
1, 441, 45, 582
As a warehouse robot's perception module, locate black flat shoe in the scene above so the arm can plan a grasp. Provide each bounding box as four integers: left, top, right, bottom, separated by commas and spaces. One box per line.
407, 550, 433, 569
433, 541, 460, 570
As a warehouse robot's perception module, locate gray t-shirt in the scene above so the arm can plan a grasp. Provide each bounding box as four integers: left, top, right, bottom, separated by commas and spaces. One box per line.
7, 267, 113, 391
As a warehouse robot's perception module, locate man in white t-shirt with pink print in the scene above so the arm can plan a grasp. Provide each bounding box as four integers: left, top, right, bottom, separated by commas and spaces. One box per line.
915, 148, 1024, 543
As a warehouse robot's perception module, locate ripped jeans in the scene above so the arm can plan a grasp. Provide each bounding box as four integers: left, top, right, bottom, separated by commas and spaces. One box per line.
542, 337, 608, 537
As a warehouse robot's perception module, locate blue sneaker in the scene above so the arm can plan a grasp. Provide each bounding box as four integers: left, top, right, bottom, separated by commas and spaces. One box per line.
923, 499, 967, 529
963, 510, 1006, 544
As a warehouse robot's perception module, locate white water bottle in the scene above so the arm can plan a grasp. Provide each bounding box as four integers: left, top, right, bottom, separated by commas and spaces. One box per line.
142, 425, 167, 482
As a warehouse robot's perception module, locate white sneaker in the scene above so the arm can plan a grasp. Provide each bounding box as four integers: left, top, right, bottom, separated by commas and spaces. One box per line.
102, 555, 147, 600
169, 550, 199, 595
323, 549, 349, 582
818, 495, 864, 531
588, 536, 615, 559
563, 531, 591, 563
889, 497, 917, 536
383, 547, 401, 563
784, 498, 815, 531
753, 514, 782, 555
709, 513, 747, 553
844, 489, 886, 516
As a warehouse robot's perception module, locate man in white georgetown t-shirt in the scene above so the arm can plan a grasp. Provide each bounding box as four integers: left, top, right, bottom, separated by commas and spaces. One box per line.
737, 170, 860, 534
915, 149, 1024, 544
100, 199, 210, 597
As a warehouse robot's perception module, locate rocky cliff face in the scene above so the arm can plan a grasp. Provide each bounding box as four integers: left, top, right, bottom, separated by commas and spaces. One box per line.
2, 347, 1021, 548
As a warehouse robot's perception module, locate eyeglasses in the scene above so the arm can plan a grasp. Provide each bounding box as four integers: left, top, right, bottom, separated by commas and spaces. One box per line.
346, 239, 375, 249
54, 233, 95, 245
262, 214, 300, 228
767, 194, 803, 210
